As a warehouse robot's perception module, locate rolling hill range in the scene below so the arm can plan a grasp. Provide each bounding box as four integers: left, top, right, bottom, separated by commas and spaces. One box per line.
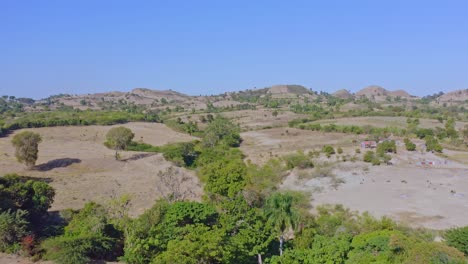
3, 84, 467, 113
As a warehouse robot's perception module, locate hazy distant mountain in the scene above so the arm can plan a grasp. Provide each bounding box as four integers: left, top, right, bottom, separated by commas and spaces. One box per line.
12, 85, 467, 112
355, 85, 416, 101
333, 89, 353, 99
437, 89, 468, 102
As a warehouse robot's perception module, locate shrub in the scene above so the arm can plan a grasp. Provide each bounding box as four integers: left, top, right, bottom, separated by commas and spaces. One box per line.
283, 152, 314, 170
444, 226, 468, 255
161, 142, 199, 167
42, 202, 122, 264
363, 151, 375, 163
371, 158, 381, 166
376, 140, 396, 156
425, 136, 443, 153
42, 235, 116, 264
404, 138, 416, 151
322, 145, 335, 157
337, 147, 343, 154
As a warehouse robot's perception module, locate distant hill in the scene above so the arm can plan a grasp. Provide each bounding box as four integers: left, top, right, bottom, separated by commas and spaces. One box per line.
8, 85, 467, 112
355, 85, 415, 101
333, 89, 353, 99
267, 85, 310, 95
437, 89, 468, 102
35, 88, 194, 110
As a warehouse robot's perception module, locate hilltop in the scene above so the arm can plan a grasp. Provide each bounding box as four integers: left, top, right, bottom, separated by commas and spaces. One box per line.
355, 85, 415, 101
437, 89, 468, 102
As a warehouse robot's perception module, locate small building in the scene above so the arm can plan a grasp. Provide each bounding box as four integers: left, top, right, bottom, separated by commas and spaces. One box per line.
361, 141, 377, 149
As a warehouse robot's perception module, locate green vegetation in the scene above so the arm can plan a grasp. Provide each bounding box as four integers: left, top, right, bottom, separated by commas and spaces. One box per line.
105, 127, 135, 160
42, 202, 122, 264
11, 131, 42, 168
1, 109, 160, 137
425, 136, 443, 153
0, 174, 55, 254
404, 138, 416, 151
376, 140, 397, 155
322, 145, 336, 157
202, 115, 241, 147
1, 92, 468, 263
283, 151, 314, 169
361, 140, 396, 165
445, 226, 468, 255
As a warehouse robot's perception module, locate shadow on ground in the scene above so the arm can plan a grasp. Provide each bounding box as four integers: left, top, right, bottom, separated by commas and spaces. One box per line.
121, 153, 155, 162
35, 158, 82, 171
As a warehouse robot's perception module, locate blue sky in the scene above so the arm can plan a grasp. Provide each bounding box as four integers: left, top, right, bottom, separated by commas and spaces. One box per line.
1, 0, 467, 99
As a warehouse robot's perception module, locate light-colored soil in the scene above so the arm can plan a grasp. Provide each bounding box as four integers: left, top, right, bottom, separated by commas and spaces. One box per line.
0, 123, 201, 216
281, 148, 468, 230
312, 116, 467, 130
222, 109, 309, 130
175, 109, 310, 131
240, 127, 361, 164
0, 253, 52, 264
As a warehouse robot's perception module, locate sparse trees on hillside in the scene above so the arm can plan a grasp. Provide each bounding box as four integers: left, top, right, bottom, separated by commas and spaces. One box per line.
105, 127, 134, 160
11, 131, 42, 169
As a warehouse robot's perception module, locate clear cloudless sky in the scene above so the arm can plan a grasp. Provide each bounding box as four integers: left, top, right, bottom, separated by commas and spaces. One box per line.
1, 0, 468, 99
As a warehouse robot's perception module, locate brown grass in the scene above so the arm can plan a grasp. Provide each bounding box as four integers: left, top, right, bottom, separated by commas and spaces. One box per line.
0, 123, 201, 216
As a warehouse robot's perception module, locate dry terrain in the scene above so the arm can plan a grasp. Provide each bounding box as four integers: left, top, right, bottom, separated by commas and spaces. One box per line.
240, 127, 361, 164
0, 122, 201, 216
311, 116, 467, 130
238, 126, 468, 230
177, 109, 310, 131
279, 146, 468, 230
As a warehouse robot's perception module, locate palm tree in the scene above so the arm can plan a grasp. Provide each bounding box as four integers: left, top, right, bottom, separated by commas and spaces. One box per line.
264, 192, 300, 256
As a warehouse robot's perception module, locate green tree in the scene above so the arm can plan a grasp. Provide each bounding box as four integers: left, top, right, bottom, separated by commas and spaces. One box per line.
152, 225, 226, 264
0, 210, 29, 252
201, 158, 247, 198
202, 115, 241, 147
42, 202, 122, 264
264, 192, 300, 256
445, 117, 458, 139
105, 126, 134, 160
11, 131, 42, 169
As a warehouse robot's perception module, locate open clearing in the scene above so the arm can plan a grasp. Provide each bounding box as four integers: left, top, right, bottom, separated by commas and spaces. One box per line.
281, 149, 468, 230
240, 128, 468, 230
0, 122, 201, 216
240, 127, 360, 164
